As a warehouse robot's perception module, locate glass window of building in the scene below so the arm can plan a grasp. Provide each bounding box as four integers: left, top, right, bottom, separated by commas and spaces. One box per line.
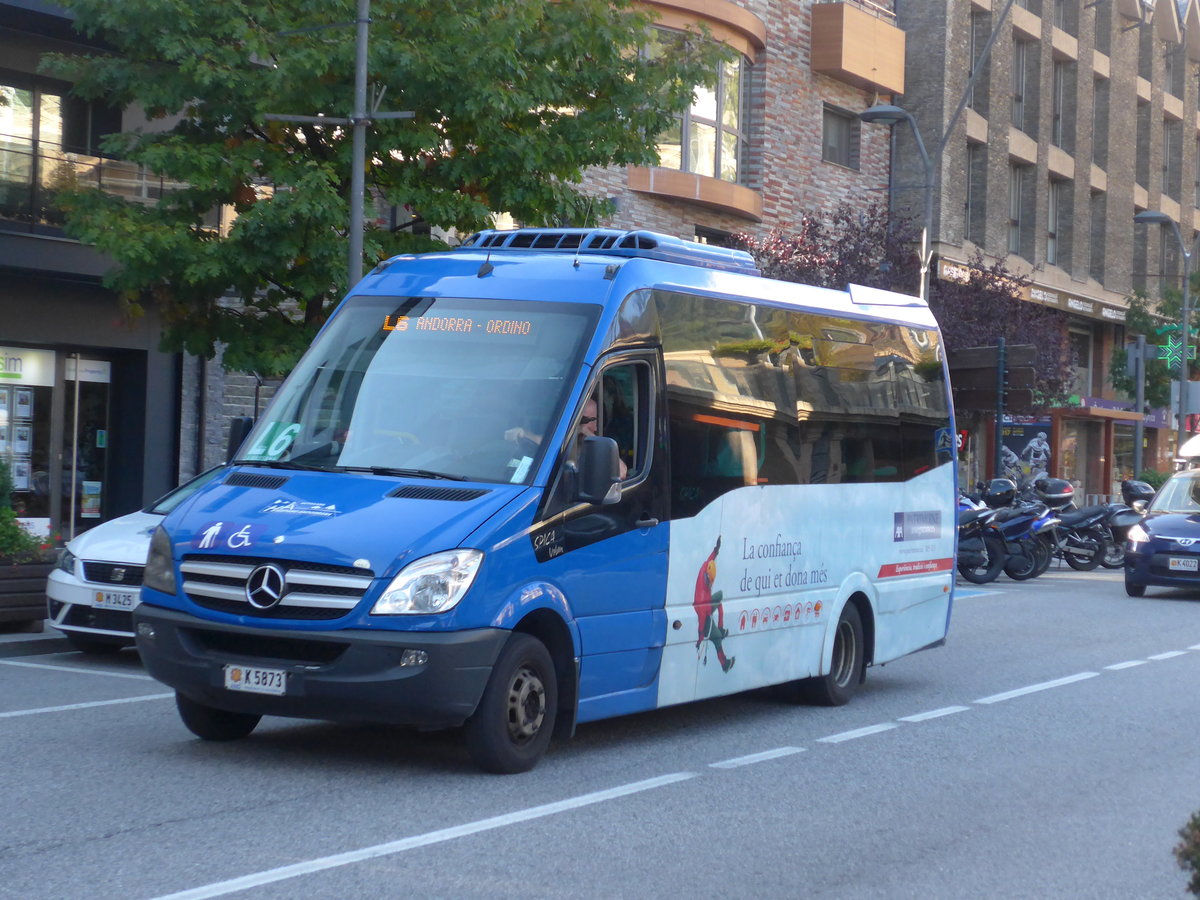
1008, 165, 1025, 255
1047, 179, 1060, 266
647, 29, 748, 185
1069, 328, 1092, 396
1011, 39, 1027, 129
821, 105, 859, 170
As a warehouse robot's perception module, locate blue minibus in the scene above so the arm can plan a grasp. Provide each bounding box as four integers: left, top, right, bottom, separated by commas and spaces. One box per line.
134, 228, 956, 773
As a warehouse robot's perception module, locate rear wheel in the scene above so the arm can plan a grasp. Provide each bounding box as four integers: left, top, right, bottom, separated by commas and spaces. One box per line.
175, 692, 261, 741
799, 603, 864, 706
1100, 539, 1125, 569
464, 633, 557, 774
1063, 531, 1103, 571
958, 533, 1006, 584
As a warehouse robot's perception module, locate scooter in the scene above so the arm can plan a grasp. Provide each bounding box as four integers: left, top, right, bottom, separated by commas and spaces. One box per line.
957, 494, 1006, 584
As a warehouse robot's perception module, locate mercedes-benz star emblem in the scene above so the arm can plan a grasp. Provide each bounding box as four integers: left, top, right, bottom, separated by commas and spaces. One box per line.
245, 564, 286, 609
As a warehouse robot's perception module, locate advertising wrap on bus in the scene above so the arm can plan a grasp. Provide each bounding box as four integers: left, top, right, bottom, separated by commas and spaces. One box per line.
133, 228, 957, 773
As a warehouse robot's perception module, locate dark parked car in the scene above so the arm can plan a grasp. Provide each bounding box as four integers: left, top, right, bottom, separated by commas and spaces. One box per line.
1124, 470, 1200, 597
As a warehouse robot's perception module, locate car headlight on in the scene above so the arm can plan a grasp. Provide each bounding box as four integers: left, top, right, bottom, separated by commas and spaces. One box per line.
55, 547, 77, 576
371, 549, 483, 615
143, 526, 177, 595
1127, 523, 1150, 545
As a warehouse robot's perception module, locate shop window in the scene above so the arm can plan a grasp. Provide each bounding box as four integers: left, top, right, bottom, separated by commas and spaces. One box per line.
1069, 329, 1093, 396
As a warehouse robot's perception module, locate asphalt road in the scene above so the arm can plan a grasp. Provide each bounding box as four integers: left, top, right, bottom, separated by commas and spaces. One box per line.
3, 565, 1199, 899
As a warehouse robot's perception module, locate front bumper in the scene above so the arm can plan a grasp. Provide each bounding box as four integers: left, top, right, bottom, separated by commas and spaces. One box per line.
133, 605, 508, 729
1124, 546, 1200, 590
46, 570, 137, 640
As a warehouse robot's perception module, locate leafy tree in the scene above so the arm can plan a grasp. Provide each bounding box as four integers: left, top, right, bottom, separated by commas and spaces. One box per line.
733, 201, 921, 293
927, 252, 1074, 413
1108, 284, 1192, 412
44, 0, 727, 375
735, 207, 1075, 414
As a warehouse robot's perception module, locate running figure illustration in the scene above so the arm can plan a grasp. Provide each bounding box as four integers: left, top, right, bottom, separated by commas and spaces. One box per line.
694, 536, 735, 673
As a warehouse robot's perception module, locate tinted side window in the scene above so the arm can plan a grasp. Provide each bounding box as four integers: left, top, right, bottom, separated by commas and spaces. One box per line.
653, 290, 949, 519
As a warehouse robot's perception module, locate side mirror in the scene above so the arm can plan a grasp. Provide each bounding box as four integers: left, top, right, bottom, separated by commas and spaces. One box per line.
1132, 499, 1148, 514
575, 436, 622, 505
226, 416, 254, 463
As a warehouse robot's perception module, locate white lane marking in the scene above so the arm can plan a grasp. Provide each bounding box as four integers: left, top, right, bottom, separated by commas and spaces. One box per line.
898, 706, 970, 723
1189, 644, 1200, 651
150, 772, 698, 900
973, 672, 1099, 705
709, 746, 804, 769
0, 693, 173, 719
817, 723, 898, 744
0, 658, 155, 681
1105, 661, 1148, 670
1148, 651, 1187, 660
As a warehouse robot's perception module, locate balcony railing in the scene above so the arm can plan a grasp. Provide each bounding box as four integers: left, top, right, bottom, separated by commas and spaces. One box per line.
0, 133, 225, 235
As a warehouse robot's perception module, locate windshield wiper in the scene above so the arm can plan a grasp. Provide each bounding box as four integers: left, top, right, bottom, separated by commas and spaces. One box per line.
233, 459, 333, 472
340, 465, 468, 481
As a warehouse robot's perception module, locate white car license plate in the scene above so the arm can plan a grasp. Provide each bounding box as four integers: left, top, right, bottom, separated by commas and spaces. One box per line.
94, 590, 137, 610
1169, 557, 1199, 572
224, 664, 286, 696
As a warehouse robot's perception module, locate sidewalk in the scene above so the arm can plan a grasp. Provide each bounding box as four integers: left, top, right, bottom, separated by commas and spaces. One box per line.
0, 619, 72, 657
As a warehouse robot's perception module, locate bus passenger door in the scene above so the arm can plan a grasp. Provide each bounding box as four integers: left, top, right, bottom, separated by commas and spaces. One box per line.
533, 353, 669, 721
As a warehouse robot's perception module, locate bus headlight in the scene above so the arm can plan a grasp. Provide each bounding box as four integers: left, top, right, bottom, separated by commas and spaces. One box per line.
143, 526, 177, 595
1126, 523, 1149, 546
372, 550, 483, 615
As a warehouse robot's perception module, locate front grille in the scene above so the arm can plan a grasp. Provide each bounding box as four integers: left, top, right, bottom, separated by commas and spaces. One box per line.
181, 554, 374, 621
62, 605, 134, 632
83, 562, 145, 586
186, 627, 348, 665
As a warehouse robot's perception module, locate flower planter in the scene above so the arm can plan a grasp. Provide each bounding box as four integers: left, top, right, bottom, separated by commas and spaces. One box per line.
0, 561, 53, 626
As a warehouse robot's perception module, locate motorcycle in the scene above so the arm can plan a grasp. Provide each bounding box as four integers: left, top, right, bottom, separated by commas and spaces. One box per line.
979, 479, 1060, 581
1097, 480, 1155, 569
957, 494, 1006, 584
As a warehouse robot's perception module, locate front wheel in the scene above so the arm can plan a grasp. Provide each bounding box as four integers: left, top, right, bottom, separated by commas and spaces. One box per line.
176, 692, 261, 741
799, 603, 864, 706
958, 533, 1006, 584
1124, 576, 1146, 598
464, 633, 557, 774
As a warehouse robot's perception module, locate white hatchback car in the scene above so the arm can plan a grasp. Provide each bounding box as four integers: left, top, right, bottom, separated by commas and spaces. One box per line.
46, 467, 222, 654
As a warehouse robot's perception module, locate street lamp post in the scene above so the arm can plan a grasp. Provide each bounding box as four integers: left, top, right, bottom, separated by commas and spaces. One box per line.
859, 103, 934, 303
1134, 210, 1196, 457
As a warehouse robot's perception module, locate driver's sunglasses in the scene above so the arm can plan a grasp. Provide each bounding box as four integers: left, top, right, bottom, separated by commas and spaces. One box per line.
580, 415, 597, 425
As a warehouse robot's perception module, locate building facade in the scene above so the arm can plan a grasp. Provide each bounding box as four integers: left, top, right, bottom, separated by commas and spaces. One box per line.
891, 0, 1200, 497
582, 0, 905, 242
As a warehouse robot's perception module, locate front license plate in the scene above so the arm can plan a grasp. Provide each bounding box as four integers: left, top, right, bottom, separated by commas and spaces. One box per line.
1169, 557, 1199, 572
94, 590, 137, 610
224, 664, 286, 696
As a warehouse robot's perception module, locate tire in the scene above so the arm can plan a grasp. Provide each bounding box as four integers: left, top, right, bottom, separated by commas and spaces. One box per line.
175, 691, 261, 741
1004, 541, 1040, 580
958, 533, 1006, 584
464, 633, 557, 774
1032, 536, 1054, 576
65, 632, 126, 655
1063, 532, 1103, 571
799, 603, 864, 706
1100, 539, 1124, 569
1124, 577, 1146, 598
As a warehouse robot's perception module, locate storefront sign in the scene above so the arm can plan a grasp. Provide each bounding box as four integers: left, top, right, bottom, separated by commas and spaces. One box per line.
937, 260, 1126, 324
0, 347, 55, 387
66, 358, 112, 384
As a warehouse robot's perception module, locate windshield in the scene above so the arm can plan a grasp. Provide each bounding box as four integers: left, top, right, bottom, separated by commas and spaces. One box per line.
147, 466, 225, 515
1149, 472, 1200, 513
237, 296, 598, 484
